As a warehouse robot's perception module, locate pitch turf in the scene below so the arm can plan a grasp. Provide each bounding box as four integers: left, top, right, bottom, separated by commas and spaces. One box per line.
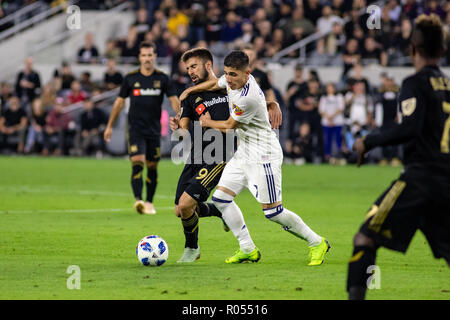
0, 156, 448, 300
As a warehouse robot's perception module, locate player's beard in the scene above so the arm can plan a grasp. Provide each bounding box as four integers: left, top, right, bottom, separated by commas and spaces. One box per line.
192, 67, 208, 84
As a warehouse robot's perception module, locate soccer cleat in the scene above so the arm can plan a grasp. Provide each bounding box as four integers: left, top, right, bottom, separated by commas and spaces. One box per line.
134, 200, 145, 214
225, 248, 261, 264
142, 202, 156, 215
308, 238, 331, 266
177, 247, 201, 263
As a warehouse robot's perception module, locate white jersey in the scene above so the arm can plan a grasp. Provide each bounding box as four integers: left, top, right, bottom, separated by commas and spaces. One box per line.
218, 74, 283, 163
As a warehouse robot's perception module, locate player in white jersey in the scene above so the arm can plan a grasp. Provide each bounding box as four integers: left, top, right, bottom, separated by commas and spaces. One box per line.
180, 51, 330, 265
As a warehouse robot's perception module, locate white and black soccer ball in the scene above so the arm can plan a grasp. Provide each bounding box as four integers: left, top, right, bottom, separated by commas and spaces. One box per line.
136, 235, 169, 266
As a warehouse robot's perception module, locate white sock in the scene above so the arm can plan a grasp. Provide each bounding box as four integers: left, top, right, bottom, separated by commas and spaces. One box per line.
212, 189, 256, 253
264, 205, 322, 247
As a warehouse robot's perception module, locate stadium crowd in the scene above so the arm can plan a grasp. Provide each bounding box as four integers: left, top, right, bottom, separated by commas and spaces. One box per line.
0, 0, 449, 165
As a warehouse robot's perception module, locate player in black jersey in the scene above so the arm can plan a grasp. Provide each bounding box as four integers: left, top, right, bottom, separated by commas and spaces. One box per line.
347, 14, 450, 300
104, 41, 180, 215
169, 48, 233, 262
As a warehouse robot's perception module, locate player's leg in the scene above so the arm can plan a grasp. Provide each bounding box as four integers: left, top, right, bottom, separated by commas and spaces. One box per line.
144, 139, 161, 214
255, 161, 328, 265
128, 130, 146, 213
212, 186, 260, 263
176, 191, 201, 262
347, 176, 422, 300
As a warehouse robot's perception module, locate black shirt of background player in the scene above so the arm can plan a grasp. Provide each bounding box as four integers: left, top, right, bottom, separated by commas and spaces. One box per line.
181, 90, 234, 164
365, 65, 450, 169
119, 69, 177, 138
251, 68, 272, 94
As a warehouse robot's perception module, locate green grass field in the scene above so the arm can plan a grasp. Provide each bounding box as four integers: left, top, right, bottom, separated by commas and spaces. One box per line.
0, 156, 448, 300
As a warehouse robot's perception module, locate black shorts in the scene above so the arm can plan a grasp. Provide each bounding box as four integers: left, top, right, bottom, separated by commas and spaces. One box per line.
358, 166, 450, 262
174, 162, 227, 205
127, 130, 161, 161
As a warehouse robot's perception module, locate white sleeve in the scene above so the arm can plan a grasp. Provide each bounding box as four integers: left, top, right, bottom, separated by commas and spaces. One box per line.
218, 75, 227, 89
230, 96, 256, 124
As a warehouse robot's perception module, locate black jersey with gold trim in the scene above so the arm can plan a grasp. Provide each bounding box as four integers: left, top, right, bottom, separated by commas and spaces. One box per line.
119, 69, 177, 137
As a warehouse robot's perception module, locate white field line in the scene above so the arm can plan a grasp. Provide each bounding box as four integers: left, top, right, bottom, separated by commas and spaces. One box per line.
0, 207, 174, 214
0, 186, 173, 199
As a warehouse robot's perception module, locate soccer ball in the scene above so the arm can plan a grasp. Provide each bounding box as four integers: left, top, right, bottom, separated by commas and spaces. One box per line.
136, 235, 169, 266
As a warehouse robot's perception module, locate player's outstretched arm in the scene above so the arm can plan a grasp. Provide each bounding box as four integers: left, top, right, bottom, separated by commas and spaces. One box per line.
104, 97, 125, 142
179, 79, 220, 101
168, 96, 181, 114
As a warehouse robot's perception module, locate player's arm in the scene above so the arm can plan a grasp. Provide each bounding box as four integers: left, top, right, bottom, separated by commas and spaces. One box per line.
266, 100, 282, 129
179, 79, 221, 101
168, 95, 181, 114
104, 97, 125, 142
353, 78, 424, 166
199, 112, 240, 130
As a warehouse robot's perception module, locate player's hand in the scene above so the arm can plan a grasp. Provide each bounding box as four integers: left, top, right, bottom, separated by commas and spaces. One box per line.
352, 138, 366, 167
104, 127, 112, 142
267, 101, 282, 129
170, 114, 180, 131
199, 112, 211, 127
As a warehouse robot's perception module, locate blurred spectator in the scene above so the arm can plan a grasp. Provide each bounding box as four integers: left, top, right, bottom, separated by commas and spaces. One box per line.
344, 80, 374, 152
24, 98, 47, 154
205, 3, 222, 44
316, 5, 343, 35
40, 84, 57, 111
103, 59, 123, 90
319, 82, 345, 162
104, 39, 121, 60
235, 20, 254, 46
187, 2, 207, 45
391, 17, 413, 65
76, 99, 107, 157
77, 32, 99, 64
134, 7, 150, 44
167, 6, 189, 39
221, 10, 243, 44
346, 63, 371, 96
0, 82, 13, 109
283, 6, 315, 40
342, 38, 361, 78
296, 78, 324, 161
284, 64, 308, 142
80, 71, 95, 93
402, 0, 421, 21
304, 0, 324, 25
0, 96, 27, 153
286, 122, 314, 165
66, 80, 87, 105
44, 97, 74, 156
265, 28, 285, 58
60, 62, 76, 91
386, 0, 402, 23
15, 57, 41, 105
119, 26, 140, 60
376, 73, 401, 166
361, 37, 387, 66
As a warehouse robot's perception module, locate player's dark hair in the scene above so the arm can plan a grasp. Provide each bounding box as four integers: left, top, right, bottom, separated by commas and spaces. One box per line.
139, 41, 157, 54
181, 48, 213, 64
411, 14, 445, 60
224, 50, 249, 70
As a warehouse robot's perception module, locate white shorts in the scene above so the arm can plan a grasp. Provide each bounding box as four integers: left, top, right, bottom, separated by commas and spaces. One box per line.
217, 157, 282, 204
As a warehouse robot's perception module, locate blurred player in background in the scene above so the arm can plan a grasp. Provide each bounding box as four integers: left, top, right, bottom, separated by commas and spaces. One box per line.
104, 41, 180, 215
347, 14, 450, 300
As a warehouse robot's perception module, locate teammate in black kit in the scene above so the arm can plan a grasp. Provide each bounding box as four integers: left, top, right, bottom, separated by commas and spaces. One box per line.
347, 14, 450, 300
104, 41, 180, 215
